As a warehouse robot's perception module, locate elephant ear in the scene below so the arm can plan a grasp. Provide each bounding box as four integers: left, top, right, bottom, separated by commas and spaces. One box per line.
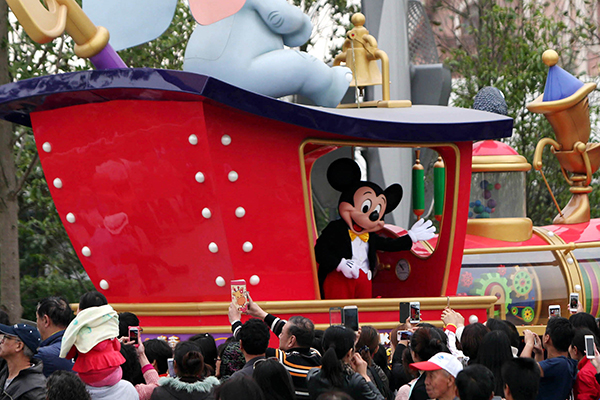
189, 0, 246, 25
82, 0, 177, 51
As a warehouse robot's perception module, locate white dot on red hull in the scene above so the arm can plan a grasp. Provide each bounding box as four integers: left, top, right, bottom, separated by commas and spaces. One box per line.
235, 207, 245, 218
221, 135, 232, 146
195, 172, 205, 183
243, 241, 253, 252
53, 178, 63, 188
209, 242, 219, 253
228, 171, 238, 182
202, 208, 212, 219
82, 246, 91, 257
66, 213, 76, 223
189, 134, 198, 145
42, 142, 52, 152
250, 275, 260, 285
99, 280, 109, 290
215, 276, 226, 287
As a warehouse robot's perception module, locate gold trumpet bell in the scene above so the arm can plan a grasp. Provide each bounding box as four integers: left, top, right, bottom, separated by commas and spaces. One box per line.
553, 142, 600, 175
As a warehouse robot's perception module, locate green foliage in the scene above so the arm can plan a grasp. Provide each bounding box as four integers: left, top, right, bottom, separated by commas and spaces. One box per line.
20, 274, 94, 322
433, 0, 599, 225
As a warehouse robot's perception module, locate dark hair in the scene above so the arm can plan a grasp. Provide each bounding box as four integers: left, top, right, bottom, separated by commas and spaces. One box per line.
372, 344, 389, 375
474, 330, 513, 397
215, 374, 265, 400
316, 391, 355, 400
571, 328, 597, 357
460, 323, 490, 361
118, 312, 140, 339
120, 343, 144, 385
174, 341, 205, 377
287, 316, 315, 348
321, 325, 356, 388
545, 316, 574, 352
144, 339, 173, 375
189, 333, 218, 371
312, 329, 325, 355
78, 291, 107, 311
47, 370, 91, 400
501, 320, 521, 351
356, 325, 379, 366
239, 319, 270, 356
410, 326, 449, 362
402, 347, 418, 379
570, 313, 600, 338
253, 358, 295, 400
501, 358, 540, 400
37, 296, 73, 328
456, 364, 495, 400
487, 318, 519, 350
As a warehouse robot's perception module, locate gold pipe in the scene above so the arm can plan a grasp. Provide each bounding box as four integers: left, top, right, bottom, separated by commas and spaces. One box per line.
533, 137, 561, 170
463, 240, 600, 255
375, 49, 390, 101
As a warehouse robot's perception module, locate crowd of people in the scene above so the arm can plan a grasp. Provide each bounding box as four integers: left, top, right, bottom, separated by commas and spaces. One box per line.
1, 291, 600, 400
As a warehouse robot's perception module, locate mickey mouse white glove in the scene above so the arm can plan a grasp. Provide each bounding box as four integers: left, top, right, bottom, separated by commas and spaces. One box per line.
407, 219, 436, 242
336, 258, 360, 279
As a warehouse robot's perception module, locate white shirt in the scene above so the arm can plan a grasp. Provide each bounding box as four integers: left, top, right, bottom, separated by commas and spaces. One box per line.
350, 236, 370, 278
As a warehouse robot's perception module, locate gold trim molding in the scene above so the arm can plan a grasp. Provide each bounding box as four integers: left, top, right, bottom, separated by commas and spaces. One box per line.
472, 155, 532, 172
466, 218, 532, 242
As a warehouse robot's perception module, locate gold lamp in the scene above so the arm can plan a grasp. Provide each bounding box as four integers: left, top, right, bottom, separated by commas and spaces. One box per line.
333, 13, 411, 109
528, 50, 599, 224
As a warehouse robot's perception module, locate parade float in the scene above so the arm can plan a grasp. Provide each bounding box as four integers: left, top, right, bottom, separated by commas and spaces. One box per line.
0, 0, 598, 343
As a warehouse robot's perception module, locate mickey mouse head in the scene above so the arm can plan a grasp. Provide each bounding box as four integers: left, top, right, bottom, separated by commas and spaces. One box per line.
327, 158, 403, 234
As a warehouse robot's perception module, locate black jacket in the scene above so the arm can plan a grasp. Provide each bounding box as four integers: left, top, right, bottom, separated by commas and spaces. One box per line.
314, 219, 412, 296
150, 376, 219, 400
307, 367, 385, 400
0, 359, 46, 400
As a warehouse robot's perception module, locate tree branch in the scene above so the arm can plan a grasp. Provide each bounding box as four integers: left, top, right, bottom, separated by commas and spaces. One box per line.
11, 152, 38, 199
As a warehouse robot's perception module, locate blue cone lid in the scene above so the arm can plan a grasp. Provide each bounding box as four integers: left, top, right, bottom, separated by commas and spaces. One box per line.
542, 62, 584, 102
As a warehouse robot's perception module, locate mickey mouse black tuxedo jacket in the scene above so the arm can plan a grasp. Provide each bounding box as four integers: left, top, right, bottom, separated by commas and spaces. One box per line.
314, 219, 412, 296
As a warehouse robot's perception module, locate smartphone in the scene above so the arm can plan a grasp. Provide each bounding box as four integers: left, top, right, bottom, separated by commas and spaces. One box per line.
343, 305, 359, 331
167, 358, 175, 377
128, 326, 140, 347
549, 305, 561, 318
570, 293, 579, 313
585, 335, 595, 359
329, 307, 342, 325
399, 302, 410, 323
397, 330, 413, 342
410, 302, 421, 324
231, 279, 249, 312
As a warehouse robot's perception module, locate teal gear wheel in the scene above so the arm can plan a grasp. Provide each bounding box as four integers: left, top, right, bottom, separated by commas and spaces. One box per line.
522, 306, 535, 323
510, 306, 519, 316
471, 272, 513, 310
509, 266, 534, 299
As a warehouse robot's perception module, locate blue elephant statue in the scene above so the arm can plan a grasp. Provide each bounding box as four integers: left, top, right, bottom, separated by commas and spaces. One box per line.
82, 0, 352, 108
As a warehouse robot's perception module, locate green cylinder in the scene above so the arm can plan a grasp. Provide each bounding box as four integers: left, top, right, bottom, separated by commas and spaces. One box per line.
412, 167, 424, 216
434, 163, 445, 219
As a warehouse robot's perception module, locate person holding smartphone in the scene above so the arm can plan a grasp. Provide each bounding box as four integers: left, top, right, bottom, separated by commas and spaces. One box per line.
568, 329, 600, 400
520, 317, 577, 400
228, 296, 321, 399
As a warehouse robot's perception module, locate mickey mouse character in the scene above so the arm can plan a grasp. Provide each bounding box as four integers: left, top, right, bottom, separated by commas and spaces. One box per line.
315, 158, 435, 299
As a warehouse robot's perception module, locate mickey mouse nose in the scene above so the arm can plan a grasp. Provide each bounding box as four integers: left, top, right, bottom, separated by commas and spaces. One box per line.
369, 211, 379, 221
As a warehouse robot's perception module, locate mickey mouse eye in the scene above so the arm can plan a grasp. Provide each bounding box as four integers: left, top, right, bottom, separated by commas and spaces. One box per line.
361, 199, 372, 213
374, 204, 382, 214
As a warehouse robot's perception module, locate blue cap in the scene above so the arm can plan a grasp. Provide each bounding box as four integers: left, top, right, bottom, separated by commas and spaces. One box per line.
541, 50, 584, 102
0, 323, 41, 353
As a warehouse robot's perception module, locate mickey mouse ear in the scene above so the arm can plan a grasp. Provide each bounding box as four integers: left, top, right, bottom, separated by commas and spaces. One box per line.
383, 184, 403, 214
327, 158, 362, 192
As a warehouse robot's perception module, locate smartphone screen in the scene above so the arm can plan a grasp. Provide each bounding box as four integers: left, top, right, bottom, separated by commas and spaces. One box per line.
343, 306, 359, 331
231, 279, 248, 312
167, 358, 175, 377
128, 326, 139, 346
399, 302, 409, 323
570, 293, 579, 312
585, 335, 595, 359
397, 330, 412, 342
410, 302, 421, 323
549, 305, 561, 318
329, 307, 342, 325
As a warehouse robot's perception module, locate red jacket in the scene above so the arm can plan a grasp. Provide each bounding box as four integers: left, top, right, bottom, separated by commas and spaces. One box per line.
574, 357, 600, 400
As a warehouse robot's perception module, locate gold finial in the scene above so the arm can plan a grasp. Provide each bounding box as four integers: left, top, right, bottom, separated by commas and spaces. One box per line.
542, 50, 559, 67
351, 13, 366, 27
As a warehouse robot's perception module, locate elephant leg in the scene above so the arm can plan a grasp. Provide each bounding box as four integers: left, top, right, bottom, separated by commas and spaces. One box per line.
246, 49, 352, 108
